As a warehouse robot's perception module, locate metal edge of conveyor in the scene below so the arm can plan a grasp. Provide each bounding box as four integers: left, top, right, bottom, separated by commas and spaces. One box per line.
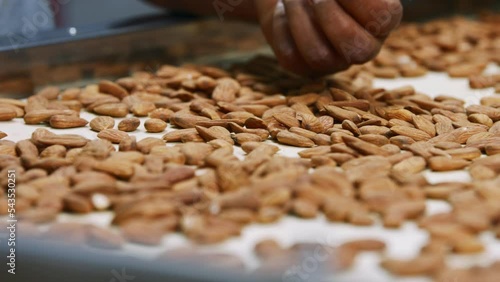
0, 12, 197, 53
0, 237, 287, 282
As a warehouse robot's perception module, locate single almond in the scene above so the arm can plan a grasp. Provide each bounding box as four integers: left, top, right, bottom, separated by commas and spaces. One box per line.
386, 109, 415, 122
163, 128, 198, 142
35, 86, 60, 100
485, 145, 500, 156
0, 98, 27, 108
412, 115, 436, 137
40, 145, 67, 158
99, 80, 129, 99
212, 78, 240, 102
391, 126, 431, 142
170, 112, 210, 129
233, 133, 262, 145
93, 103, 128, 117
32, 128, 89, 148
445, 147, 481, 160
342, 135, 392, 156
131, 101, 156, 117
24, 109, 77, 124
118, 118, 141, 132
324, 105, 361, 123
149, 108, 174, 121
94, 158, 135, 179
392, 156, 427, 175
273, 112, 300, 128
342, 120, 361, 136
145, 118, 167, 133
49, 115, 88, 129
358, 134, 390, 146
0, 104, 24, 117
276, 131, 315, 148
97, 129, 129, 144
195, 126, 234, 145
468, 113, 493, 127
428, 156, 470, 171
136, 137, 165, 154
90, 116, 115, 132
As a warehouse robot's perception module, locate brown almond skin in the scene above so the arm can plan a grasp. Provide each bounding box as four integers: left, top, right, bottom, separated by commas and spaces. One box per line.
99, 80, 129, 99
93, 103, 128, 117
428, 156, 470, 172
485, 145, 500, 156
32, 128, 89, 148
0, 104, 24, 118
118, 118, 141, 132
23, 109, 77, 124
276, 131, 314, 148
63, 193, 93, 213
131, 102, 156, 117
342, 135, 392, 156
292, 198, 318, 218
144, 118, 167, 133
97, 129, 129, 144
149, 108, 174, 121
196, 126, 234, 145
445, 147, 481, 160
233, 133, 262, 145
391, 126, 431, 142
49, 115, 88, 129
40, 145, 67, 158
121, 223, 164, 246
381, 253, 445, 276
90, 116, 115, 132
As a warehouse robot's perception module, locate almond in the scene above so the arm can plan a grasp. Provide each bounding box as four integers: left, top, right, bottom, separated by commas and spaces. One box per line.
144, 118, 167, 133
195, 126, 234, 145
90, 116, 115, 132
428, 156, 470, 171
276, 131, 314, 148
99, 80, 129, 99
131, 101, 156, 117
49, 115, 88, 129
391, 126, 432, 142
118, 117, 140, 132
97, 129, 129, 144
93, 103, 128, 117
212, 78, 240, 102
24, 109, 77, 124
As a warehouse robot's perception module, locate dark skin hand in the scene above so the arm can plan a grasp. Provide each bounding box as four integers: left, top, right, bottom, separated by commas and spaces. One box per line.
147, 0, 403, 77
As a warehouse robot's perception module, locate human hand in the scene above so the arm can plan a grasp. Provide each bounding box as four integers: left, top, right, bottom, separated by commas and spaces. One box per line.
254, 0, 403, 76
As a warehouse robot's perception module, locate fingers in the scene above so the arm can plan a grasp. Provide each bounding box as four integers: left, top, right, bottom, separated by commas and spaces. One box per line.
336, 0, 403, 38
254, 0, 279, 42
311, 0, 383, 65
270, 1, 311, 75
283, 0, 346, 74
255, 0, 310, 75
256, 0, 397, 76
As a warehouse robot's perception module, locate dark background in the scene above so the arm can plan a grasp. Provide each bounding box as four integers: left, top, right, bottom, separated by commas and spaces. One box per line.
51, 0, 500, 27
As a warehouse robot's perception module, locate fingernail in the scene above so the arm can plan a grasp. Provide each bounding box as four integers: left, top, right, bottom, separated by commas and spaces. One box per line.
311, 0, 326, 5
274, 0, 285, 16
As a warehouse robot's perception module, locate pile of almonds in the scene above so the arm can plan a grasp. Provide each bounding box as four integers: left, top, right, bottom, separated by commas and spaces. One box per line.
1, 15, 500, 279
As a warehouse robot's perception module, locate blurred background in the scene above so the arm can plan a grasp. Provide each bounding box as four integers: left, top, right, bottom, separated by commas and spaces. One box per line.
56, 0, 160, 26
